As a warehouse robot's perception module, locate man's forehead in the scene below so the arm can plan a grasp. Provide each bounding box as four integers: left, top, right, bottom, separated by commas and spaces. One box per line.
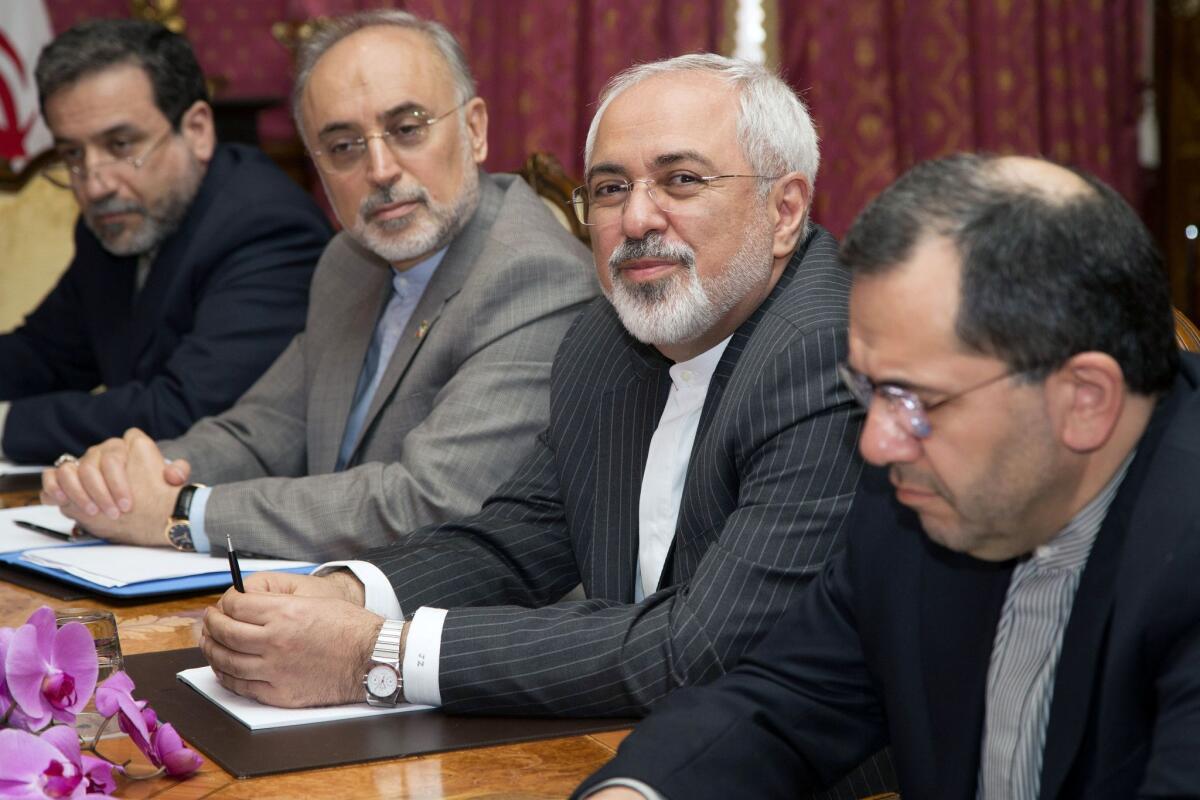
45, 62, 162, 138
302, 27, 455, 127
590, 72, 740, 171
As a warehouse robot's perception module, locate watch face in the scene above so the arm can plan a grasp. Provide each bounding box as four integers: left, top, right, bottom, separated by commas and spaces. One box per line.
167, 521, 194, 551
366, 664, 398, 698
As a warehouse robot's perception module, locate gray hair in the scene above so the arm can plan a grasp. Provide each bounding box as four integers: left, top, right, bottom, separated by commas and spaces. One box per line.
584, 53, 820, 201
291, 9, 475, 135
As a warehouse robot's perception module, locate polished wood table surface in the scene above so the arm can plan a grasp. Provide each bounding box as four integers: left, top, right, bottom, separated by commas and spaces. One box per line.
0, 482, 628, 799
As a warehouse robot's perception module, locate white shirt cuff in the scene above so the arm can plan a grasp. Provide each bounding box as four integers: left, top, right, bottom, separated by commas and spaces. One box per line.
188, 485, 213, 553
583, 777, 668, 800
314, 559, 403, 619
402, 606, 447, 707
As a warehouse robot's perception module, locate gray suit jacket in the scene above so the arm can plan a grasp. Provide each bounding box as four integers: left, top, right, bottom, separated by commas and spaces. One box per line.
361, 226, 867, 718
161, 172, 597, 561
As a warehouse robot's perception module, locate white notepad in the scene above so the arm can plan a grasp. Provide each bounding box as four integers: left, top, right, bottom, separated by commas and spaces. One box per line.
0, 505, 79, 553
178, 666, 431, 730
0, 458, 49, 476
20, 545, 314, 588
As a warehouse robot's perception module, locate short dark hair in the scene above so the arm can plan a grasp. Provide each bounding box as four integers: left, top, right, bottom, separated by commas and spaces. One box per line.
841, 154, 1179, 395
35, 19, 209, 129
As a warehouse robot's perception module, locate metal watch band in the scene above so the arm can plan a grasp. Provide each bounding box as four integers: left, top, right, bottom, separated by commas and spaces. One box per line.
372, 619, 405, 666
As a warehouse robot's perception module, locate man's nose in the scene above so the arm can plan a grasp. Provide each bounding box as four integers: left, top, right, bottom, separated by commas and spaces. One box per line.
364, 136, 402, 187
619, 181, 669, 241
858, 401, 922, 467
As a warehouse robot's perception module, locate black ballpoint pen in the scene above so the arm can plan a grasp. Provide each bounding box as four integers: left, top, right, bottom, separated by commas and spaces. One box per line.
15, 519, 73, 542
226, 534, 245, 592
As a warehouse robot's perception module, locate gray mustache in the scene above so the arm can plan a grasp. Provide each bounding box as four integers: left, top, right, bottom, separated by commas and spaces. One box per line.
360, 185, 429, 218
608, 233, 696, 272
87, 197, 145, 217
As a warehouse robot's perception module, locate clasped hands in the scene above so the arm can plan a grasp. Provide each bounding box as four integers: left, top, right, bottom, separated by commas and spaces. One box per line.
41, 428, 188, 545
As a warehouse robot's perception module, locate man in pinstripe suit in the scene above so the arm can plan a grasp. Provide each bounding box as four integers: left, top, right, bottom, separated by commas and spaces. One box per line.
580, 156, 1200, 800
201, 53, 893, 797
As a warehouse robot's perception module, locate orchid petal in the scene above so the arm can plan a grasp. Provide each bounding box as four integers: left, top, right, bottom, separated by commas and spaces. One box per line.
51, 623, 98, 713
27, 607, 57, 656
0, 728, 81, 798
93, 672, 134, 717
5, 624, 52, 726
81, 755, 117, 795
152, 723, 203, 776
40, 724, 82, 765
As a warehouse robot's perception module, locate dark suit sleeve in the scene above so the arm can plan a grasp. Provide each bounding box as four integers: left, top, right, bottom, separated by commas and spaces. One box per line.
575, 545, 888, 800
363, 324, 864, 717
0, 251, 100, 401
0, 196, 329, 463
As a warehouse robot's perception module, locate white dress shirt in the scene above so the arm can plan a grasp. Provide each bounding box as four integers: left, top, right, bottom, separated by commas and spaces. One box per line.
318, 336, 732, 706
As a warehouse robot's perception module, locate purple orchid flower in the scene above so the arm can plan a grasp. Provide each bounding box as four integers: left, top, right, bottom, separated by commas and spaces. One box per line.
0, 726, 116, 799
39, 723, 118, 796
93, 672, 151, 753
149, 723, 202, 777
5, 608, 98, 730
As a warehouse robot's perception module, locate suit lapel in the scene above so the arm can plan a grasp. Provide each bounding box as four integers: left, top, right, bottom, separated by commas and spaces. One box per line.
313, 245, 393, 471
1038, 383, 1179, 799
592, 344, 672, 602
919, 540, 1013, 799
342, 172, 503, 468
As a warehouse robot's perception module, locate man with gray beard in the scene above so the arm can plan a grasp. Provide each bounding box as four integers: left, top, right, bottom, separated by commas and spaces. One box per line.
43, 10, 597, 563
196, 54, 895, 796
0, 20, 330, 464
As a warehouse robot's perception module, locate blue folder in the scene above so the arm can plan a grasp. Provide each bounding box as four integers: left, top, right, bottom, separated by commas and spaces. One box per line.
0, 541, 313, 599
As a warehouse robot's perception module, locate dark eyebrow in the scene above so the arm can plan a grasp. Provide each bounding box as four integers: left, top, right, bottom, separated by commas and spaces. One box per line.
316, 103, 430, 140
316, 121, 358, 139
380, 102, 425, 120
653, 150, 717, 171
585, 162, 627, 183
55, 123, 146, 147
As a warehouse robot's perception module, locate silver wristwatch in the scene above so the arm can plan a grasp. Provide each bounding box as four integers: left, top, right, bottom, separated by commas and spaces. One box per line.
363, 619, 405, 707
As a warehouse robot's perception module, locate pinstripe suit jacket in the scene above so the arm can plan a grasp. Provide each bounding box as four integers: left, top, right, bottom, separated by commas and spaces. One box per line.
362, 225, 867, 717
159, 173, 597, 561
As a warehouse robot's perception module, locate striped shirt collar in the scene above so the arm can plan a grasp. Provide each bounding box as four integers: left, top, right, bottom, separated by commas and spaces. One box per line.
1027, 450, 1135, 572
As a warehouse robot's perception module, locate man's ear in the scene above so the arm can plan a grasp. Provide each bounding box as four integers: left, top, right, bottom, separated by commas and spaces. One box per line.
179, 100, 216, 164
768, 171, 811, 260
1048, 352, 1126, 453
463, 96, 488, 164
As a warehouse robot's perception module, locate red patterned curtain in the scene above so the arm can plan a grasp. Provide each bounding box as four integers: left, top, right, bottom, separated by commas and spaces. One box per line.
780, 0, 1145, 237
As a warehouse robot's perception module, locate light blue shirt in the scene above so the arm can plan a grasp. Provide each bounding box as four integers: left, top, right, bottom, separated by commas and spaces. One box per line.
190, 248, 446, 554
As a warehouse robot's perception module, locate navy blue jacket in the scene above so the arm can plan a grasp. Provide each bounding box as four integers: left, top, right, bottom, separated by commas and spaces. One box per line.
0, 143, 331, 462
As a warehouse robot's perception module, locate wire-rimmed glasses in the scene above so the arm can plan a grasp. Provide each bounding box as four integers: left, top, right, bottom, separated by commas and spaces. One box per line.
309, 100, 470, 173
41, 128, 175, 189
568, 171, 779, 226
837, 362, 1020, 439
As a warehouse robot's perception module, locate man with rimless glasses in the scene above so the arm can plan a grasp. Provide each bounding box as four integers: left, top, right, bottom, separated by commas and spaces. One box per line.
42, 10, 595, 561
197, 52, 891, 795
0, 20, 329, 465
579, 155, 1200, 800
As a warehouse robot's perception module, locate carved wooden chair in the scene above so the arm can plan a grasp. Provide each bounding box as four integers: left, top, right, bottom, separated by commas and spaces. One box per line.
1175, 307, 1200, 352
517, 151, 589, 246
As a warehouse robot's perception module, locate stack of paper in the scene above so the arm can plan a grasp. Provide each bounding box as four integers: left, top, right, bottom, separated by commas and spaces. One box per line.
21, 545, 314, 588
178, 667, 430, 730
0, 458, 49, 476
0, 505, 79, 553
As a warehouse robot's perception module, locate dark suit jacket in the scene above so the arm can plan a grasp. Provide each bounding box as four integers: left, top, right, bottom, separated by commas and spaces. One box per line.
362, 226, 873, 716
580, 353, 1200, 800
0, 143, 331, 462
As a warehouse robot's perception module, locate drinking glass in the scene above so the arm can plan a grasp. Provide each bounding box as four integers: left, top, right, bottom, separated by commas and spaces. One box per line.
54, 608, 124, 739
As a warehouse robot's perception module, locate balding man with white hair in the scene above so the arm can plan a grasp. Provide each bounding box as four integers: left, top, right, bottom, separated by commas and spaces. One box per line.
199, 55, 895, 795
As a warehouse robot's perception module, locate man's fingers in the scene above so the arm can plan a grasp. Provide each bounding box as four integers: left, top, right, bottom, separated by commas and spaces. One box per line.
200, 623, 269, 680
76, 461, 120, 519
55, 464, 98, 516
97, 450, 134, 513
164, 458, 191, 485
40, 468, 67, 506
210, 664, 272, 704
203, 605, 270, 654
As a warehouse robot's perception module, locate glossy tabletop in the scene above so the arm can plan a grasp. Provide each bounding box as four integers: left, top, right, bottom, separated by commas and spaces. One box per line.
0, 482, 627, 799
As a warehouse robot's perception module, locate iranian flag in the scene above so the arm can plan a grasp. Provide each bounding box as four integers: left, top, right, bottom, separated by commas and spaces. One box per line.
0, 0, 54, 169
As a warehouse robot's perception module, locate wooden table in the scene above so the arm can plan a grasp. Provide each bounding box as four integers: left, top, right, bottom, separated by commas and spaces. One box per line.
0, 481, 628, 799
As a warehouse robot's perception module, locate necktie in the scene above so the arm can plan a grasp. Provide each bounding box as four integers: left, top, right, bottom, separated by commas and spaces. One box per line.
336, 284, 408, 470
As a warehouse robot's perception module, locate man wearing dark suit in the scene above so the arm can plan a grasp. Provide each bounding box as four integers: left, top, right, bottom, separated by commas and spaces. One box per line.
578, 155, 1199, 800
0, 20, 330, 464
197, 52, 894, 798
41, 11, 596, 561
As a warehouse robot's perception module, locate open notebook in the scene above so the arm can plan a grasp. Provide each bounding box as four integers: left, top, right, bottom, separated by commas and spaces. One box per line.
178, 666, 431, 730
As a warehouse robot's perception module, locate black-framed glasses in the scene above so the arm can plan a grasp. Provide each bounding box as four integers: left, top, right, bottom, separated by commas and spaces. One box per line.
837, 362, 1020, 439
310, 100, 471, 173
568, 171, 779, 226
41, 128, 174, 189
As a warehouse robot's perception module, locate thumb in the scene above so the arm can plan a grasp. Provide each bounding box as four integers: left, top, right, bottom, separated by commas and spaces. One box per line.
164, 458, 192, 485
